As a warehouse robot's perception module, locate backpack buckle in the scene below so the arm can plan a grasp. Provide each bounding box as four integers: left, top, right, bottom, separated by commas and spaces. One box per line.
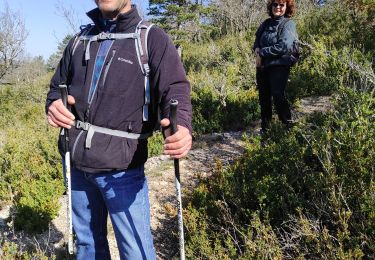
75, 120, 91, 131
97, 32, 112, 41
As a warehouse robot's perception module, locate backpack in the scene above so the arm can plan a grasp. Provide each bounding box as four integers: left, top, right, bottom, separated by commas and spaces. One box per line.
277, 18, 300, 66
63, 20, 161, 149
70, 20, 155, 122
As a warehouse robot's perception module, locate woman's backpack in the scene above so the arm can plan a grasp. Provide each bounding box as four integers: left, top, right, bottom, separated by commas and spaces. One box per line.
277, 18, 300, 66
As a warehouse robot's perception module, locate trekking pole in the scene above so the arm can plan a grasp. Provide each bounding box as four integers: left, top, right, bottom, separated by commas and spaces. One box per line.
169, 99, 185, 260
59, 84, 74, 256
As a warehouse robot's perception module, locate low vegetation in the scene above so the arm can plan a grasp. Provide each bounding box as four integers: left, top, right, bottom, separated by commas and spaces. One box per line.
183, 1, 375, 257
0, 74, 64, 234
1, 0, 374, 258
185, 85, 374, 258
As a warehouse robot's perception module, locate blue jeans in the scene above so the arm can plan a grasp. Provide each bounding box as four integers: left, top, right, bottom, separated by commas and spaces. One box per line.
68, 165, 156, 260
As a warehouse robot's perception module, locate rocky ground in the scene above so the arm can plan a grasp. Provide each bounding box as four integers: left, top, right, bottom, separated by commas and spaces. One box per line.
0, 96, 332, 259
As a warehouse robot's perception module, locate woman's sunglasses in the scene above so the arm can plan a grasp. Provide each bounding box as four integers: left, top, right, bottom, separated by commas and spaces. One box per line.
272, 3, 286, 8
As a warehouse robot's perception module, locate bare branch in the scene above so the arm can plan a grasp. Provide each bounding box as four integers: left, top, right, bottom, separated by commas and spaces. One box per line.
0, 3, 28, 80
55, 0, 82, 34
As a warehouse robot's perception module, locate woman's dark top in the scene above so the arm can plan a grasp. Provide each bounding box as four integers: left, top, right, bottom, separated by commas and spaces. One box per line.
253, 16, 297, 67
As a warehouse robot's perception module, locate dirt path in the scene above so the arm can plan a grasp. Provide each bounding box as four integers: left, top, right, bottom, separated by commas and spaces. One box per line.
146, 131, 246, 259
0, 96, 332, 259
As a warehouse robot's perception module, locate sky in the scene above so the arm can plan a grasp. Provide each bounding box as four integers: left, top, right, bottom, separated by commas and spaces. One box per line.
0, 0, 148, 60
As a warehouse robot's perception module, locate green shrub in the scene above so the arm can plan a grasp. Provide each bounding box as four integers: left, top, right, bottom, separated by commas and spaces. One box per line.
148, 131, 164, 157
0, 241, 18, 259
0, 240, 52, 259
183, 34, 259, 134
223, 90, 260, 130
185, 204, 283, 259
0, 74, 64, 233
185, 85, 375, 258
288, 40, 350, 99
296, 0, 375, 54
191, 87, 259, 134
14, 179, 62, 233
191, 86, 223, 134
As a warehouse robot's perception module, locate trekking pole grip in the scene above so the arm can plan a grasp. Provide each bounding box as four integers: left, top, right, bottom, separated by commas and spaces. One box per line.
169, 99, 178, 135
59, 84, 68, 108
169, 99, 180, 183
58, 84, 69, 150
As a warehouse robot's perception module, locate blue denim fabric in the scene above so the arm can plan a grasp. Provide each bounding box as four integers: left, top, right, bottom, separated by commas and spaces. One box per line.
69, 165, 156, 260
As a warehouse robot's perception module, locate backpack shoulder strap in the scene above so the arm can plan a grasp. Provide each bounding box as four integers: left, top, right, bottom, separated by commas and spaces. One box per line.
71, 24, 95, 57
67, 24, 94, 83
134, 20, 154, 121
135, 20, 154, 77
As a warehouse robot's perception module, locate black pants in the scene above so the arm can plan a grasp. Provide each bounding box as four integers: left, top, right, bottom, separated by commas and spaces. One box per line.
256, 66, 291, 130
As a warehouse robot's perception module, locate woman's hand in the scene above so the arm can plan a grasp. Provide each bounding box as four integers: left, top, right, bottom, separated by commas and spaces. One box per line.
256, 54, 262, 67
255, 48, 262, 67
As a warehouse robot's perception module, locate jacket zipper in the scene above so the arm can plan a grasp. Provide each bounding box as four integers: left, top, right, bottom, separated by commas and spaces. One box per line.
102, 49, 117, 85
85, 43, 115, 121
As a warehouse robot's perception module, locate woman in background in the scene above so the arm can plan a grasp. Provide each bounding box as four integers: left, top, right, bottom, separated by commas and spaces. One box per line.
253, 0, 298, 132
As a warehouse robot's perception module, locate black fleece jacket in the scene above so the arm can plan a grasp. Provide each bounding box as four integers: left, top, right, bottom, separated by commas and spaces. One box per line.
46, 6, 192, 173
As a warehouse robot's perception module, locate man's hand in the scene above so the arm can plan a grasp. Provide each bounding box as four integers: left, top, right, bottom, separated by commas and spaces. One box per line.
47, 95, 76, 128
160, 118, 192, 159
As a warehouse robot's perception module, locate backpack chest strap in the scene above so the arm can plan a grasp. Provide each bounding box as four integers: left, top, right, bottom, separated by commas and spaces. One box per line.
82, 32, 140, 61
75, 120, 152, 149
75, 20, 155, 122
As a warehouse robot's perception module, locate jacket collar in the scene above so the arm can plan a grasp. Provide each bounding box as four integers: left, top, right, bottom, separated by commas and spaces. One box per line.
87, 5, 142, 33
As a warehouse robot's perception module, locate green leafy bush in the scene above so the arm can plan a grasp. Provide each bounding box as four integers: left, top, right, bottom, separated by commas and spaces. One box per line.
297, 0, 375, 55
183, 34, 259, 134
288, 40, 347, 99
0, 240, 52, 259
185, 85, 375, 258
14, 179, 62, 233
148, 131, 164, 157
191, 87, 259, 134
0, 74, 64, 233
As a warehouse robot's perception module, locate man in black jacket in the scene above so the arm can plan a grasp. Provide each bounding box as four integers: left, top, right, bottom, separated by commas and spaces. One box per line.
46, 0, 192, 259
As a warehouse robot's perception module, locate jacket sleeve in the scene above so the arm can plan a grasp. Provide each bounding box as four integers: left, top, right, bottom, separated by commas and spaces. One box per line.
259, 19, 297, 58
148, 26, 192, 133
253, 21, 266, 51
45, 37, 75, 114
